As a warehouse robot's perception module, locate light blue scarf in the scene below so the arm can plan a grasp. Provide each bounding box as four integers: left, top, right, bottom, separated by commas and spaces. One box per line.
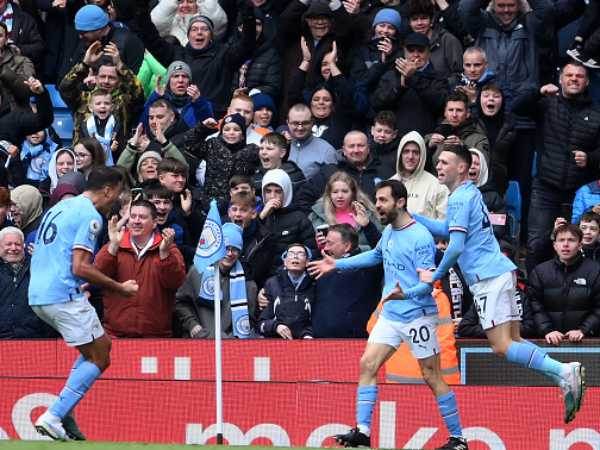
86, 114, 116, 165
198, 263, 251, 339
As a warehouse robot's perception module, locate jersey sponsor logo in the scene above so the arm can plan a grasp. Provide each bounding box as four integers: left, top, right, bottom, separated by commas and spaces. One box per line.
197, 219, 223, 259
89, 219, 101, 240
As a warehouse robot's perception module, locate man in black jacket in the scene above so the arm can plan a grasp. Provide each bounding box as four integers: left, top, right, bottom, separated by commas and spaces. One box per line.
513, 62, 600, 272
528, 224, 600, 343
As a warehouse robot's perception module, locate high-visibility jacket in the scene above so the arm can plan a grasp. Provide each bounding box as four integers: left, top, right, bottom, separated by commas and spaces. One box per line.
366, 285, 460, 385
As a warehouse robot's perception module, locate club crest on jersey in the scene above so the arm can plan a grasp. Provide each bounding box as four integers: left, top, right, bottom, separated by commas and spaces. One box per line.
89, 219, 101, 238
197, 219, 223, 258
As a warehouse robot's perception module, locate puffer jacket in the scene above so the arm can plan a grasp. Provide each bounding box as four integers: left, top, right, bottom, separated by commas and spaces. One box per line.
231, 34, 282, 99
513, 90, 600, 191
528, 255, 600, 336
572, 181, 600, 224
259, 269, 315, 338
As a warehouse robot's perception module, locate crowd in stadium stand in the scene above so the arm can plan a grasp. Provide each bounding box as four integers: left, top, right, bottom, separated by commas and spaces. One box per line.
0, 0, 600, 343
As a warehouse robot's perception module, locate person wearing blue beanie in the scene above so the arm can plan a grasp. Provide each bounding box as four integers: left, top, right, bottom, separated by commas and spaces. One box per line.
75, 5, 109, 32
372, 8, 402, 34
222, 222, 243, 251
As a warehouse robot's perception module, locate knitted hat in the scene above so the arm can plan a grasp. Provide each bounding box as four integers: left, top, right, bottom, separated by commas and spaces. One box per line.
75, 5, 109, 32
136, 151, 163, 178
372, 8, 402, 31
221, 113, 246, 135
222, 222, 243, 251
251, 93, 276, 113
166, 61, 192, 81
187, 15, 214, 35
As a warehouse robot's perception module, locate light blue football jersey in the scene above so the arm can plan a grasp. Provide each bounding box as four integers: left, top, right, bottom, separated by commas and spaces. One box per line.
29, 195, 103, 306
447, 181, 515, 285
336, 220, 438, 323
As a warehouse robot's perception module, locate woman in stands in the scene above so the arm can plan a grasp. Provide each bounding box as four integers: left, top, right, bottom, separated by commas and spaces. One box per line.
74, 137, 107, 179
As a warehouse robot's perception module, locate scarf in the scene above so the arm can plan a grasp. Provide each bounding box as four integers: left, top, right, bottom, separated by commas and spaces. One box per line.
198, 262, 251, 338
0, 4, 13, 32
21, 139, 57, 181
166, 87, 190, 109
86, 115, 116, 165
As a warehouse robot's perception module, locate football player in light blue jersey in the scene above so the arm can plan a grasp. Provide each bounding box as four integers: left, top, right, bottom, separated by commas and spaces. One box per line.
414, 144, 586, 424
308, 180, 467, 450
29, 167, 139, 441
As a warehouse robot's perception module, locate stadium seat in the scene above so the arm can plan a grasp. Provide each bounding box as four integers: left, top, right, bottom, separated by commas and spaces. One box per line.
504, 180, 522, 241
45, 84, 73, 145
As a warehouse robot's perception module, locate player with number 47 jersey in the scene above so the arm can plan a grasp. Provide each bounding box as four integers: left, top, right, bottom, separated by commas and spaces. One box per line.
308, 180, 468, 450
414, 145, 586, 425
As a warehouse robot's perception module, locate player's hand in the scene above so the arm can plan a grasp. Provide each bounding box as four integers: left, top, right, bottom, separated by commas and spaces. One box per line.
565, 329, 584, 342
180, 189, 192, 216
120, 279, 139, 296
307, 252, 336, 279
257, 288, 269, 309
573, 150, 587, 168
190, 324, 203, 338
276, 324, 293, 340
381, 281, 405, 302
545, 330, 564, 345
417, 268, 434, 284
83, 41, 103, 66
350, 201, 369, 227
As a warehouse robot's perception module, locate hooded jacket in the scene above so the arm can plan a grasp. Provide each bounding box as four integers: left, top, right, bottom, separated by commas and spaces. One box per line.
150, 0, 228, 44
95, 229, 186, 337
10, 184, 43, 238
260, 168, 317, 275
391, 131, 448, 220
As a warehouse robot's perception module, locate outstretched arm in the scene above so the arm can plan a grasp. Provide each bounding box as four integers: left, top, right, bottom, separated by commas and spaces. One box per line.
432, 230, 465, 281
413, 214, 450, 238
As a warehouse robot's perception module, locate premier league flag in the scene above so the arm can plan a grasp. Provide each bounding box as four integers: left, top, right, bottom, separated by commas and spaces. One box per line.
194, 199, 226, 273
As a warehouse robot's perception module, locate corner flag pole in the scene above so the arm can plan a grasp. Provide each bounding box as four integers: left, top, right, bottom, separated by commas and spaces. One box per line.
214, 266, 223, 445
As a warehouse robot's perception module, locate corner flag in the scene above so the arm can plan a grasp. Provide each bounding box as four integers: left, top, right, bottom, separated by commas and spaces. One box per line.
194, 199, 226, 273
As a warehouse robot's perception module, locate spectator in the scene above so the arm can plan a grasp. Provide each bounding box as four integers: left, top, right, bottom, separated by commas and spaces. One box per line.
150, 0, 228, 44
390, 131, 448, 219
21, 129, 59, 187
309, 171, 381, 251
61, 4, 144, 80
10, 184, 43, 243
426, 91, 489, 166
572, 178, 600, 225
254, 132, 305, 194
227, 191, 273, 287
0, 21, 35, 111
78, 88, 119, 164
475, 83, 514, 195
39, 148, 77, 197
95, 199, 186, 337
513, 62, 600, 272
131, 151, 162, 185
529, 224, 600, 342
0, 1, 43, 67
284, 103, 337, 179
259, 168, 317, 275
450, 46, 495, 106
312, 223, 382, 338
295, 131, 384, 212
136, 0, 256, 117
247, 93, 276, 145
368, 110, 399, 180
580, 212, 600, 261
371, 32, 448, 138
59, 42, 145, 157
74, 137, 107, 179
0, 227, 56, 338
407, 0, 462, 80
231, 10, 282, 100
288, 41, 366, 150
259, 243, 315, 339
176, 222, 259, 338
140, 60, 213, 130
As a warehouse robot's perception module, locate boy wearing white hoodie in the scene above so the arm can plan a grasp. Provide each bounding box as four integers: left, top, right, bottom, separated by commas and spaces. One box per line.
391, 131, 448, 219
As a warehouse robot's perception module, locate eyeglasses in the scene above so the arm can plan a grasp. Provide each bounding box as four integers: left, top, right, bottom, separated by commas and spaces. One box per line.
287, 250, 307, 259
289, 120, 312, 128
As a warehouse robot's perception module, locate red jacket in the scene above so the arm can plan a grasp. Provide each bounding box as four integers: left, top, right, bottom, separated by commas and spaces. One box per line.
95, 230, 186, 337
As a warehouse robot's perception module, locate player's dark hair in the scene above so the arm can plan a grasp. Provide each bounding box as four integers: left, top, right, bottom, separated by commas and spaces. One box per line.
85, 166, 124, 191
440, 143, 473, 168
131, 198, 158, 219
329, 223, 359, 250
580, 212, 600, 226
375, 179, 408, 203
554, 224, 583, 242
